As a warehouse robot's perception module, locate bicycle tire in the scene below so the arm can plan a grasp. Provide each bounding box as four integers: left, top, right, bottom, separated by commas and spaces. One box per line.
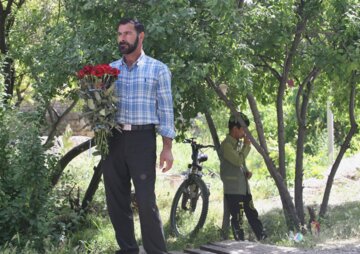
170, 175, 209, 237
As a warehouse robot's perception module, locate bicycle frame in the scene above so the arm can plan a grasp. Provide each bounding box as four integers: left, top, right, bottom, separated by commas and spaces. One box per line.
184, 138, 214, 178
170, 138, 215, 237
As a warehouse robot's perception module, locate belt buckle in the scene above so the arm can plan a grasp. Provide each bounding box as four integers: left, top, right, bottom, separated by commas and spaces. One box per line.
122, 124, 131, 131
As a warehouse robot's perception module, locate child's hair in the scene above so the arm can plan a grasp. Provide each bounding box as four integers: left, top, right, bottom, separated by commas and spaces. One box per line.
228, 112, 250, 131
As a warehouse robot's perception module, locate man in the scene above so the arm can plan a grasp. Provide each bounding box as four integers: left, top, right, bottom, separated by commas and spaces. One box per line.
102, 18, 175, 254
219, 113, 266, 241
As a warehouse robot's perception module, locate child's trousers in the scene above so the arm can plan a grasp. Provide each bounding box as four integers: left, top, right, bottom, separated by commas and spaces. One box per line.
225, 193, 265, 241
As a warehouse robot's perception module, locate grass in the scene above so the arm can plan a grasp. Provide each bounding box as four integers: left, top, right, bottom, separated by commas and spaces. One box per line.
1, 136, 360, 253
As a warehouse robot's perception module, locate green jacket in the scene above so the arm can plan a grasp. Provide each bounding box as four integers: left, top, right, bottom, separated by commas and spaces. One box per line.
220, 134, 251, 195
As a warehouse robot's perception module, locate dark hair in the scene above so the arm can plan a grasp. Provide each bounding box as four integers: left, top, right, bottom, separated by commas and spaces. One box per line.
117, 18, 144, 34
228, 112, 250, 131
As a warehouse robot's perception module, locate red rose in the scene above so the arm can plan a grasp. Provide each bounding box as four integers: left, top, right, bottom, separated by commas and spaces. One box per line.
82, 65, 93, 75
91, 65, 106, 77
102, 64, 113, 74
110, 67, 120, 77
77, 69, 86, 79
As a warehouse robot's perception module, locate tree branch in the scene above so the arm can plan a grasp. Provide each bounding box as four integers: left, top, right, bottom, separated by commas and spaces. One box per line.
295, 67, 321, 124
51, 137, 95, 186
43, 99, 78, 148
319, 79, 358, 217
258, 56, 282, 82
205, 76, 269, 161
5, 0, 14, 14
246, 93, 269, 153
204, 109, 221, 156
277, 0, 308, 180
237, 0, 245, 8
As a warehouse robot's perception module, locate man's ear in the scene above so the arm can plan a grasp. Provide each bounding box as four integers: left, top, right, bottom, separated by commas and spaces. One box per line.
139, 31, 145, 41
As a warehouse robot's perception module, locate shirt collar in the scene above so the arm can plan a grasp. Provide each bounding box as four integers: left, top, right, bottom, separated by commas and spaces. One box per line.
120, 50, 146, 67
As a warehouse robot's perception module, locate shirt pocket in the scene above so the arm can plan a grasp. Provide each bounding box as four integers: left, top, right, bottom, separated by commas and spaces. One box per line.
142, 76, 157, 97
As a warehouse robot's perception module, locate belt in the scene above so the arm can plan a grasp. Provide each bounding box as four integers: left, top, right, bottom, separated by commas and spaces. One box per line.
119, 124, 155, 131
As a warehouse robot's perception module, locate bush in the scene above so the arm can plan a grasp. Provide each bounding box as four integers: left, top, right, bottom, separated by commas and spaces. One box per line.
0, 108, 57, 247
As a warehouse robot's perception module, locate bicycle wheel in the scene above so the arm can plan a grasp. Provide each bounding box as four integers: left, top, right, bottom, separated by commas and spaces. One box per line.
170, 175, 209, 237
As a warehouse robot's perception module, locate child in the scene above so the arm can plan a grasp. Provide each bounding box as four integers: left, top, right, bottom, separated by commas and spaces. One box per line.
220, 112, 267, 241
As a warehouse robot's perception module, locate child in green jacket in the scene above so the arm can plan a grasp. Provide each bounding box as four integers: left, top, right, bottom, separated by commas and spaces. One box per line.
220, 112, 266, 241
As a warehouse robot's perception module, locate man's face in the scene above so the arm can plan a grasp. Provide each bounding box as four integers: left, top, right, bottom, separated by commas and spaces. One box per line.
117, 23, 141, 54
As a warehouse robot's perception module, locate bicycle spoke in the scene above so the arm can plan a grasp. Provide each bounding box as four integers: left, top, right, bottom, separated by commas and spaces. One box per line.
170, 177, 209, 237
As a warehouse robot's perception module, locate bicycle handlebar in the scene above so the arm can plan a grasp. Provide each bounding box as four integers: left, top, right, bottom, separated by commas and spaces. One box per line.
183, 138, 215, 150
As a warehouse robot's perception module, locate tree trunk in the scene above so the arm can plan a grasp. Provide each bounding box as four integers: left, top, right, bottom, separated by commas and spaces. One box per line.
319, 84, 358, 217
204, 108, 230, 236
294, 70, 317, 225
2, 56, 15, 103
276, 83, 287, 181
203, 108, 230, 238
294, 98, 307, 225
81, 161, 103, 210
247, 93, 269, 153
51, 138, 95, 186
277, 0, 308, 182
204, 109, 220, 155
0, 0, 27, 103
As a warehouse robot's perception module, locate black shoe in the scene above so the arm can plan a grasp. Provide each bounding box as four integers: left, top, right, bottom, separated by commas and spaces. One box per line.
115, 249, 139, 254
259, 232, 267, 241
234, 230, 245, 241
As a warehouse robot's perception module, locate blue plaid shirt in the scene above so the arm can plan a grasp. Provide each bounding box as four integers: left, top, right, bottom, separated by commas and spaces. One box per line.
110, 52, 175, 139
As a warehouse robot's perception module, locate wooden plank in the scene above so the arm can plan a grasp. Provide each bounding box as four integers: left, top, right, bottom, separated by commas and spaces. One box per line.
203, 240, 300, 253
199, 244, 230, 254
168, 251, 185, 254
207, 242, 229, 248
184, 248, 217, 254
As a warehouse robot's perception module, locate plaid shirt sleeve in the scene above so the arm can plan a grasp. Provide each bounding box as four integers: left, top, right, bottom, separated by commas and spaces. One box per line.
157, 65, 175, 139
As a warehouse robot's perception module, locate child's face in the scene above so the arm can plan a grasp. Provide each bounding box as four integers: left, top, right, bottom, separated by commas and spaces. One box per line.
232, 126, 245, 140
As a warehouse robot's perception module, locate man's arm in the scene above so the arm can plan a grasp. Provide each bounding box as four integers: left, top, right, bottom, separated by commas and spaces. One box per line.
159, 136, 173, 172
157, 65, 175, 139
157, 65, 175, 172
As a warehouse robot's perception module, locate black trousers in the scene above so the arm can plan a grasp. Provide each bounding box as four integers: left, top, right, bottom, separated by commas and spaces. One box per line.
225, 193, 264, 241
102, 129, 167, 254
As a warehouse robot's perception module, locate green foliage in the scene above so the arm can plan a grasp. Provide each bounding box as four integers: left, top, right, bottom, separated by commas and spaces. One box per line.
0, 108, 57, 246
0, 0, 359, 251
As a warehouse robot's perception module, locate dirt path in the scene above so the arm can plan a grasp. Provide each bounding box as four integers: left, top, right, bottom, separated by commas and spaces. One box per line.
256, 153, 360, 213
164, 238, 360, 253
255, 153, 360, 253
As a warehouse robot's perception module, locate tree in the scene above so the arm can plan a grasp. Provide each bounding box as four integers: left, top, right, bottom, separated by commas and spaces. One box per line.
211, 0, 359, 228
0, 0, 26, 103
34, 0, 360, 230
1, 0, 358, 239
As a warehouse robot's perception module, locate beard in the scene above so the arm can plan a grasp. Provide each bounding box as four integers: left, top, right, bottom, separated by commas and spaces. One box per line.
118, 35, 139, 55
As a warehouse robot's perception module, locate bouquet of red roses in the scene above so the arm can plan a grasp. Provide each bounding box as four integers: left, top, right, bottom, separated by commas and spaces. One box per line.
77, 64, 120, 157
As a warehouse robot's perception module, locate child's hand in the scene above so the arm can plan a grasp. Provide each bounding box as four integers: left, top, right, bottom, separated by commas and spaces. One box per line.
244, 135, 251, 145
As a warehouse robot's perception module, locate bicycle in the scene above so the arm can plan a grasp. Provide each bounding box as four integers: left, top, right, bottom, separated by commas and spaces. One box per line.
170, 138, 215, 237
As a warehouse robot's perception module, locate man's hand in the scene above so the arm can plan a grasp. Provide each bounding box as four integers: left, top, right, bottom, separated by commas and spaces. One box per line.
159, 148, 173, 172
246, 171, 253, 179
159, 137, 173, 172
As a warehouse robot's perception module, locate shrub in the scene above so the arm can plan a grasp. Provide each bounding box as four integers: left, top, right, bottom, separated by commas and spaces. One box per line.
0, 108, 57, 247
